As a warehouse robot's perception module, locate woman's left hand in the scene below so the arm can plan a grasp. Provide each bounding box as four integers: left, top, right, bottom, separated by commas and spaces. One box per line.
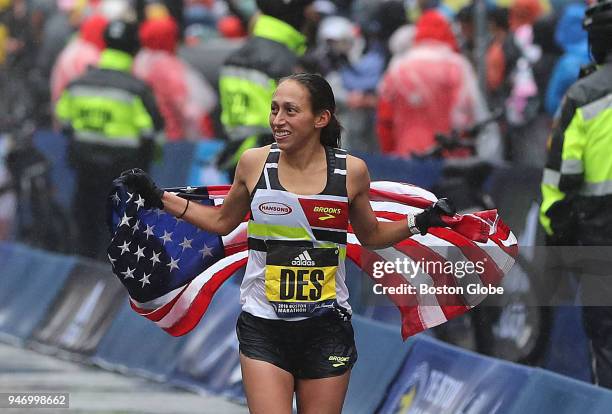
414, 198, 456, 235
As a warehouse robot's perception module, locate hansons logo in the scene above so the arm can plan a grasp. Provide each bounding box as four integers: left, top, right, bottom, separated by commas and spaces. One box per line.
259, 202, 292, 215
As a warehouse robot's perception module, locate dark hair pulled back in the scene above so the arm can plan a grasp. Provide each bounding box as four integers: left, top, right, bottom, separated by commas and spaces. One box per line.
280, 73, 342, 148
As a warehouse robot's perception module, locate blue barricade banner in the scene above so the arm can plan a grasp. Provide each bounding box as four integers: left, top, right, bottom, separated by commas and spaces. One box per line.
543, 306, 591, 382
379, 335, 531, 414
0, 242, 75, 340
187, 139, 230, 186
510, 368, 612, 414
33, 130, 75, 212
151, 141, 197, 188
355, 152, 443, 190
92, 300, 189, 379
32, 258, 125, 355
171, 275, 244, 401
344, 316, 412, 414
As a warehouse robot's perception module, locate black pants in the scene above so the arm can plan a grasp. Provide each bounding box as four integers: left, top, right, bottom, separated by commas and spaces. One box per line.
72, 167, 117, 260
236, 311, 357, 379
572, 244, 612, 389
583, 306, 612, 389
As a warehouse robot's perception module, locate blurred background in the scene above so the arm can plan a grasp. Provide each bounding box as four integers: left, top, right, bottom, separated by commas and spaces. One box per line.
0, 0, 610, 413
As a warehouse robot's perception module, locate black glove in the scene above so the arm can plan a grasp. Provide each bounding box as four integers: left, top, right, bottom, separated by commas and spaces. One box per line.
414, 198, 456, 235
118, 168, 164, 210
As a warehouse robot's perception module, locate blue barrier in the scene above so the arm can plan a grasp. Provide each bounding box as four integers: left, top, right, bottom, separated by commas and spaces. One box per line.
354, 151, 443, 189
92, 300, 189, 379
3, 240, 612, 413
0, 242, 75, 340
187, 140, 230, 186
32, 134, 226, 209
151, 141, 197, 188
510, 368, 612, 414
31, 259, 126, 355
377, 333, 612, 414
32, 130, 75, 212
344, 316, 412, 414
379, 334, 531, 413
543, 306, 591, 382
170, 275, 244, 400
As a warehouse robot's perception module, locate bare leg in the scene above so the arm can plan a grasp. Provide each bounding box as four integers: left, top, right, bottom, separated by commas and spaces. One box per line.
295, 371, 351, 414
240, 353, 295, 414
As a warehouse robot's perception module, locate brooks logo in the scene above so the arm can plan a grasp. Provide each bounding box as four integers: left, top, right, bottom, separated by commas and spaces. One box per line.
328, 355, 350, 367
313, 206, 342, 214
291, 251, 315, 266
314, 206, 341, 221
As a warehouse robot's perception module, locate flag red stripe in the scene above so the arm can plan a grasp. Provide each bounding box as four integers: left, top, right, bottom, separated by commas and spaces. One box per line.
163, 257, 248, 336
394, 238, 471, 314
429, 228, 505, 287
346, 245, 423, 338
369, 187, 434, 208
130, 285, 189, 322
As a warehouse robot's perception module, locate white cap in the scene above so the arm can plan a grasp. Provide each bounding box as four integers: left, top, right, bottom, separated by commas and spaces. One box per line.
313, 0, 337, 15
318, 16, 354, 42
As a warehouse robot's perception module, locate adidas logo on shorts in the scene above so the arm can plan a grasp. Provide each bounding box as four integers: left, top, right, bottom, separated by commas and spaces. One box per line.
291, 251, 315, 266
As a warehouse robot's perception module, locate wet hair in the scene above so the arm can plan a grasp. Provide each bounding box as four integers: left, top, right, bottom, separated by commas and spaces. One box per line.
279, 73, 342, 148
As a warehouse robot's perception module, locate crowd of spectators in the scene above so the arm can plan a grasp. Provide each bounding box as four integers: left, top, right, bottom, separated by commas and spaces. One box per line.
0, 0, 588, 155
0, 0, 589, 242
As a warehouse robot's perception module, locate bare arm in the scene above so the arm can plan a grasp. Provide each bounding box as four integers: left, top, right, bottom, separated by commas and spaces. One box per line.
347, 156, 414, 249
161, 149, 258, 236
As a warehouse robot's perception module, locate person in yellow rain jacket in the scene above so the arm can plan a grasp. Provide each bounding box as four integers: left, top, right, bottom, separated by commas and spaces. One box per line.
540, 0, 612, 389
56, 20, 164, 260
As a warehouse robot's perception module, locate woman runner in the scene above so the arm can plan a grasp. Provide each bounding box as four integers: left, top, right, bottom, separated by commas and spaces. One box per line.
119, 73, 454, 413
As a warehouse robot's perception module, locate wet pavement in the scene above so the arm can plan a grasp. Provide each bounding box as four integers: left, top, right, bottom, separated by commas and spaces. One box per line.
0, 341, 248, 413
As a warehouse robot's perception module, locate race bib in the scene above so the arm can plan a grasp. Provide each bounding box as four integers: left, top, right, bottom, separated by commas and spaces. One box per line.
265, 246, 338, 317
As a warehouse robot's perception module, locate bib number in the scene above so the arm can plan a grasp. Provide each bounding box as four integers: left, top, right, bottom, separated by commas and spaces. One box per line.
265, 246, 338, 317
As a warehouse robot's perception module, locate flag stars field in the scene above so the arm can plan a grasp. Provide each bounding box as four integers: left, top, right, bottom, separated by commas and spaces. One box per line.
121, 267, 135, 279
144, 224, 155, 239
139, 272, 151, 288
199, 244, 213, 258
150, 250, 161, 266
167, 257, 180, 272
119, 213, 131, 227
118, 240, 131, 255
134, 194, 145, 210
160, 231, 173, 245
179, 237, 193, 251
134, 245, 146, 262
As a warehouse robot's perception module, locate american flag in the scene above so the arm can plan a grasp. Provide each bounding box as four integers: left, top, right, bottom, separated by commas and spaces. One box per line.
107, 180, 517, 339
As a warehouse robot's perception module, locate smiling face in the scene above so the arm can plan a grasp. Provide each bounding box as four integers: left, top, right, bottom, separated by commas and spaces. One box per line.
270, 79, 329, 152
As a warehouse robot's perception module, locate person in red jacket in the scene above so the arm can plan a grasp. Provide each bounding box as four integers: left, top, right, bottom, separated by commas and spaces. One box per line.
50, 13, 108, 104
376, 10, 497, 159
133, 15, 217, 141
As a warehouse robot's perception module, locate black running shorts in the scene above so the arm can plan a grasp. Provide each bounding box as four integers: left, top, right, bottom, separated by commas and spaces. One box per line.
236, 311, 358, 379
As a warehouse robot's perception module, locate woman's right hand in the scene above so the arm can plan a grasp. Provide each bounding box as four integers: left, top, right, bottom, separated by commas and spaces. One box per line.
118, 168, 164, 210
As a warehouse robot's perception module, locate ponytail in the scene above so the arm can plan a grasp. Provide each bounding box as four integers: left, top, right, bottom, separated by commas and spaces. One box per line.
320, 113, 342, 148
